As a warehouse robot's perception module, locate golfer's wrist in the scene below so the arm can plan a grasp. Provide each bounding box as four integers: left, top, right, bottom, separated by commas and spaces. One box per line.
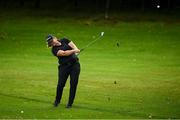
73, 49, 79, 53
72, 50, 76, 53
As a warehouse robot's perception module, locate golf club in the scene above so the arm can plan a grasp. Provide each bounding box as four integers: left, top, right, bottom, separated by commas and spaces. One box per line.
80, 32, 105, 53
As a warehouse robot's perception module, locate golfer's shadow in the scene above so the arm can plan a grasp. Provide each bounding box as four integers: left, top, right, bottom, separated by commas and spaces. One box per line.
0, 92, 116, 114
74, 104, 121, 114
73, 104, 146, 118
0, 92, 144, 118
0, 92, 51, 104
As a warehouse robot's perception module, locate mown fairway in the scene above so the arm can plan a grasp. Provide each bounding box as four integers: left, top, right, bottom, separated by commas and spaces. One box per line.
0, 10, 180, 119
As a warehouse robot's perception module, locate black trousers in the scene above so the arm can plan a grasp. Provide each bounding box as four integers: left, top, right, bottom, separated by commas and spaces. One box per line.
55, 62, 80, 105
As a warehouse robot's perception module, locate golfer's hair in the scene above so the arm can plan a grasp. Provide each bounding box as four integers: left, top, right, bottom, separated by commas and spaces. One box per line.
47, 41, 53, 47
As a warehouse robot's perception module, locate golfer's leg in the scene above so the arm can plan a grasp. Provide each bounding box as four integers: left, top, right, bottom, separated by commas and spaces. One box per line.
55, 66, 69, 103
68, 63, 80, 105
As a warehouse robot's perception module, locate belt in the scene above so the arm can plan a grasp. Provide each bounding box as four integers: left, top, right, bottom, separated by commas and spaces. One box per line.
60, 60, 78, 66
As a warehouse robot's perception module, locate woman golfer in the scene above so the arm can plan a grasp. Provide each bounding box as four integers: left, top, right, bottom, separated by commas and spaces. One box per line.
46, 35, 80, 108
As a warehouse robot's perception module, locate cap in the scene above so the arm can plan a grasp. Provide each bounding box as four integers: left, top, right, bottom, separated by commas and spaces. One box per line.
46, 34, 54, 43
46, 34, 54, 47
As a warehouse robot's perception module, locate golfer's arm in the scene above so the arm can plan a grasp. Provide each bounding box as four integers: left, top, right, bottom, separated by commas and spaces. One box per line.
68, 41, 79, 50
57, 50, 76, 56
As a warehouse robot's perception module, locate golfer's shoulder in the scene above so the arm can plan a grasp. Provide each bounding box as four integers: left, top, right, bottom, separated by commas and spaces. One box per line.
51, 46, 60, 56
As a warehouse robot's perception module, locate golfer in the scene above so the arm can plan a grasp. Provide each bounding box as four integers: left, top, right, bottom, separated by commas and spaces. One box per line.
46, 35, 80, 108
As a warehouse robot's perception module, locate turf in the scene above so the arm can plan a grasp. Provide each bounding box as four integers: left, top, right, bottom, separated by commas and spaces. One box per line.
0, 10, 180, 119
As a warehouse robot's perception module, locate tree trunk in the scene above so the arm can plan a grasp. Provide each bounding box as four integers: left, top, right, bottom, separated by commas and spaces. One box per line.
105, 0, 110, 19
74, 0, 78, 8
141, 0, 145, 11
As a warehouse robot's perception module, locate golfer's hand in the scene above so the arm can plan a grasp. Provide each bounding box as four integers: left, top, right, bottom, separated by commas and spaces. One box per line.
74, 49, 80, 53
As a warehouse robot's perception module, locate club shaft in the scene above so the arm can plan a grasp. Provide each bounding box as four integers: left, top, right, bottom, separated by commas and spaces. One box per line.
81, 35, 102, 51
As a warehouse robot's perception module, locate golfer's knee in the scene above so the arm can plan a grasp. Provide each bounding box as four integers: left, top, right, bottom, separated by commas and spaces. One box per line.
57, 83, 65, 88
70, 83, 78, 89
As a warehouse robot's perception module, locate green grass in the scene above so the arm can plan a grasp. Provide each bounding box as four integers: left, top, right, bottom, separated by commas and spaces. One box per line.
0, 10, 180, 119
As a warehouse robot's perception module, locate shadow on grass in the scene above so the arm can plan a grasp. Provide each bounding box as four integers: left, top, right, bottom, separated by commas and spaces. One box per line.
73, 104, 146, 118
0, 92, 156, 118
0, 92, 51, 104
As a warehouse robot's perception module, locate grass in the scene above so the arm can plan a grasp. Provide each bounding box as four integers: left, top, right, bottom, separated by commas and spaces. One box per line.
0, 9, 180, 119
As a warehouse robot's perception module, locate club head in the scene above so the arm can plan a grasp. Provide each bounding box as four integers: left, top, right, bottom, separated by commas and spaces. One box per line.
101, 32, 104, 36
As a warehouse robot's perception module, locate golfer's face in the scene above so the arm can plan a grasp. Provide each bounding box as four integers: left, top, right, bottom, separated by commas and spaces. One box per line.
53, 37, 57, 41
53, 37, 61, 46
